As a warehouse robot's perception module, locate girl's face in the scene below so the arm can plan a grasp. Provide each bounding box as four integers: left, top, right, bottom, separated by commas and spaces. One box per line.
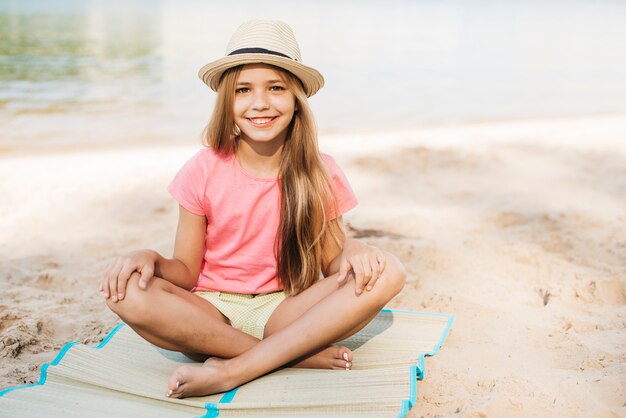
233, 64, 296, 147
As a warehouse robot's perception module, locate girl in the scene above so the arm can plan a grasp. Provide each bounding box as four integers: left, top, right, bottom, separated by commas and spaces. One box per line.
100, 20, 405, 398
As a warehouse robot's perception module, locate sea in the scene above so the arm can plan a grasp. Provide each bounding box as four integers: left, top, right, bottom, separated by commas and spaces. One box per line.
1, 0, 625, 146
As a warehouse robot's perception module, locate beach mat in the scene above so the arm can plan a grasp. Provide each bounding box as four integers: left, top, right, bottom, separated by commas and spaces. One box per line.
0, 309, 453, 418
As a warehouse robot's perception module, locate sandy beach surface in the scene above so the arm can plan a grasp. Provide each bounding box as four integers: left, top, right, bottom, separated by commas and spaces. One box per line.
0, 114, 625, 417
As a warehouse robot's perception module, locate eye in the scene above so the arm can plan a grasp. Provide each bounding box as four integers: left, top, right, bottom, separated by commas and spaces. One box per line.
235, 87, 250, 94
270, 85, 286, 92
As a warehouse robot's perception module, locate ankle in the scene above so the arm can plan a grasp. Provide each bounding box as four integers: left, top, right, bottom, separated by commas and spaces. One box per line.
225, 351, 273, 389
219, 357, 247, 389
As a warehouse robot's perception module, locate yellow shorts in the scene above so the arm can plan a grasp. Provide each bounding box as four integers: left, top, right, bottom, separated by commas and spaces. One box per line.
194, 291, 286, 340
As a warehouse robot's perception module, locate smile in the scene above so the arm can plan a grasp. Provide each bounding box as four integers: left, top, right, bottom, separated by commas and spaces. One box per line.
247, 117, 277, 127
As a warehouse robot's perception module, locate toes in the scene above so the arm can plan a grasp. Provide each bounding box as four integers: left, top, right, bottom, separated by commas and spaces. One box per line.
167, 367, 188, 398
332, 359, 352, 370
168, 380, 183, 398
334, 346, 353, 369
338, 347, 353, 362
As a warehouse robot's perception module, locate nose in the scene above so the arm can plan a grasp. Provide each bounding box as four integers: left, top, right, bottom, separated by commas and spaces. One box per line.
251, 90, 269, 111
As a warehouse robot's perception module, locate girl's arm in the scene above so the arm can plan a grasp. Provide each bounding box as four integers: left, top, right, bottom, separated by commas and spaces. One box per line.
101, 205, 205, 301
152, 205, 207, 290
321, 218, 386, 296
321, 217, 347, 277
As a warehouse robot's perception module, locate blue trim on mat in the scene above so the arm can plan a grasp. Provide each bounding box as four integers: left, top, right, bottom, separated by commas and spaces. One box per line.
199, 387, 239, 417
0, 323, 127, 398
396, 365, 418, 418
417, 356, 425, 380
381, 308, 451, 318
0, 383, 37, 397
1, 310, 454, 418
409, 365, 417, 407
96, 323, 126, 348
397, 400, 411, 418
198, 404, 219, 418
418, 311, 455, 377
381, 308, 455, 376
219, 387, 238, 403
382, 308, 455, 417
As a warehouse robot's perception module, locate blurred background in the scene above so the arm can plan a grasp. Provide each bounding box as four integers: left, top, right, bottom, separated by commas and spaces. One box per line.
1, 0, 625, 149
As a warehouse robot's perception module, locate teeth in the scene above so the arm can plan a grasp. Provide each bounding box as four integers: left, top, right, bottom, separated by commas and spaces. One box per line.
250, 118, 273, 125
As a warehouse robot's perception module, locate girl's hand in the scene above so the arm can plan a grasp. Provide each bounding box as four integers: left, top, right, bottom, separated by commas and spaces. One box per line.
100, 250, 158, 302
336, 240, 386, 296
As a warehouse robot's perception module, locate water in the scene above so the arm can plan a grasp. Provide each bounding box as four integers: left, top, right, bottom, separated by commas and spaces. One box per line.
1, 0, 625, 147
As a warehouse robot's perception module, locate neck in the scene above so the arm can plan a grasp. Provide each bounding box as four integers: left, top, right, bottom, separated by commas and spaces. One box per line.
236, 135, 284, 178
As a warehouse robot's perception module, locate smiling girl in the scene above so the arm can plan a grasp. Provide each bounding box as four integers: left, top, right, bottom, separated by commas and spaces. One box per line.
100, 20, 405, 398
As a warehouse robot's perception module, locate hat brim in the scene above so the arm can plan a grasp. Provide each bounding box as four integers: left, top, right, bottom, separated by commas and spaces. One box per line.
198, 54, 324, 97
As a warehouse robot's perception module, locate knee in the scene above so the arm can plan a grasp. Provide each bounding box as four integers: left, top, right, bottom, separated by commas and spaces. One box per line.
105, 274, 160, 324
381, 252, 406, 296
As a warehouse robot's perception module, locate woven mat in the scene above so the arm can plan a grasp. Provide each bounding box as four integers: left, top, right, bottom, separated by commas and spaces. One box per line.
0, 309, 453, 418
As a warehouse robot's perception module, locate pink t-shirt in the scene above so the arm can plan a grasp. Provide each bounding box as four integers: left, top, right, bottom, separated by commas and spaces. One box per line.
167, 148, 358, 294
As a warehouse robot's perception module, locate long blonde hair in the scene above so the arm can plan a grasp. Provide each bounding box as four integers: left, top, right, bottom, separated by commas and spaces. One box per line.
203, 64, 340, 295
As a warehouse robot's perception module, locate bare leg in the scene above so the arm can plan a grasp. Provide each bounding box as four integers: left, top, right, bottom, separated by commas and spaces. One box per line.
167, 252, 406, 398
107, 273, 363, 366
106, 273, 258, 359
264, 271, 378, 369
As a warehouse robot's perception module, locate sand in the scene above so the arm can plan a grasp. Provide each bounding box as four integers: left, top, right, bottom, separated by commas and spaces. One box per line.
0, 114, 625, 417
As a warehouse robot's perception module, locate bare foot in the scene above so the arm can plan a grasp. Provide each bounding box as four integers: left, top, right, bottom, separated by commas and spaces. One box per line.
166, 346, 353, 398
292, 345, 353, 370
166, 357, 236, 399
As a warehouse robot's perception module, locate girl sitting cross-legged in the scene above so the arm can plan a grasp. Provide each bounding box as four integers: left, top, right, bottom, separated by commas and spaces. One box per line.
100, 19, 406, 398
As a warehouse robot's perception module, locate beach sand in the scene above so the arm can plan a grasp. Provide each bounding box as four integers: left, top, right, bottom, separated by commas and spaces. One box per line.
0, 114, 625, 417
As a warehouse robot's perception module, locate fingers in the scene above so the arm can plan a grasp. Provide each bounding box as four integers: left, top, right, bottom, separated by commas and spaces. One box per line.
336, 256, 379, 296
115, 261, 138, 301
352, 258, 372, 296
366, 251, 386, 292
365, 259, 380, 292
336, 258, 351, 283
102, 257, 124, 300
336, 246, 387, 295
101, 255, 151, 303
138, 264, 155, 290
377, 252, 386, 274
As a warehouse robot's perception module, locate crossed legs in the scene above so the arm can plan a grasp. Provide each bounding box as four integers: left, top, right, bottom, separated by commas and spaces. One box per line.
106, 251, 405, 398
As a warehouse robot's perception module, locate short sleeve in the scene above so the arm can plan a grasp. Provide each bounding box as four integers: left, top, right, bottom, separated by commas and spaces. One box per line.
167, 150, 208, 217
322, 153, 358, 220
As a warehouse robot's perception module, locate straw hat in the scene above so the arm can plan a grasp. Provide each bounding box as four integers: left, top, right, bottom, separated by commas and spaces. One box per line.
198, 20, 324, 97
